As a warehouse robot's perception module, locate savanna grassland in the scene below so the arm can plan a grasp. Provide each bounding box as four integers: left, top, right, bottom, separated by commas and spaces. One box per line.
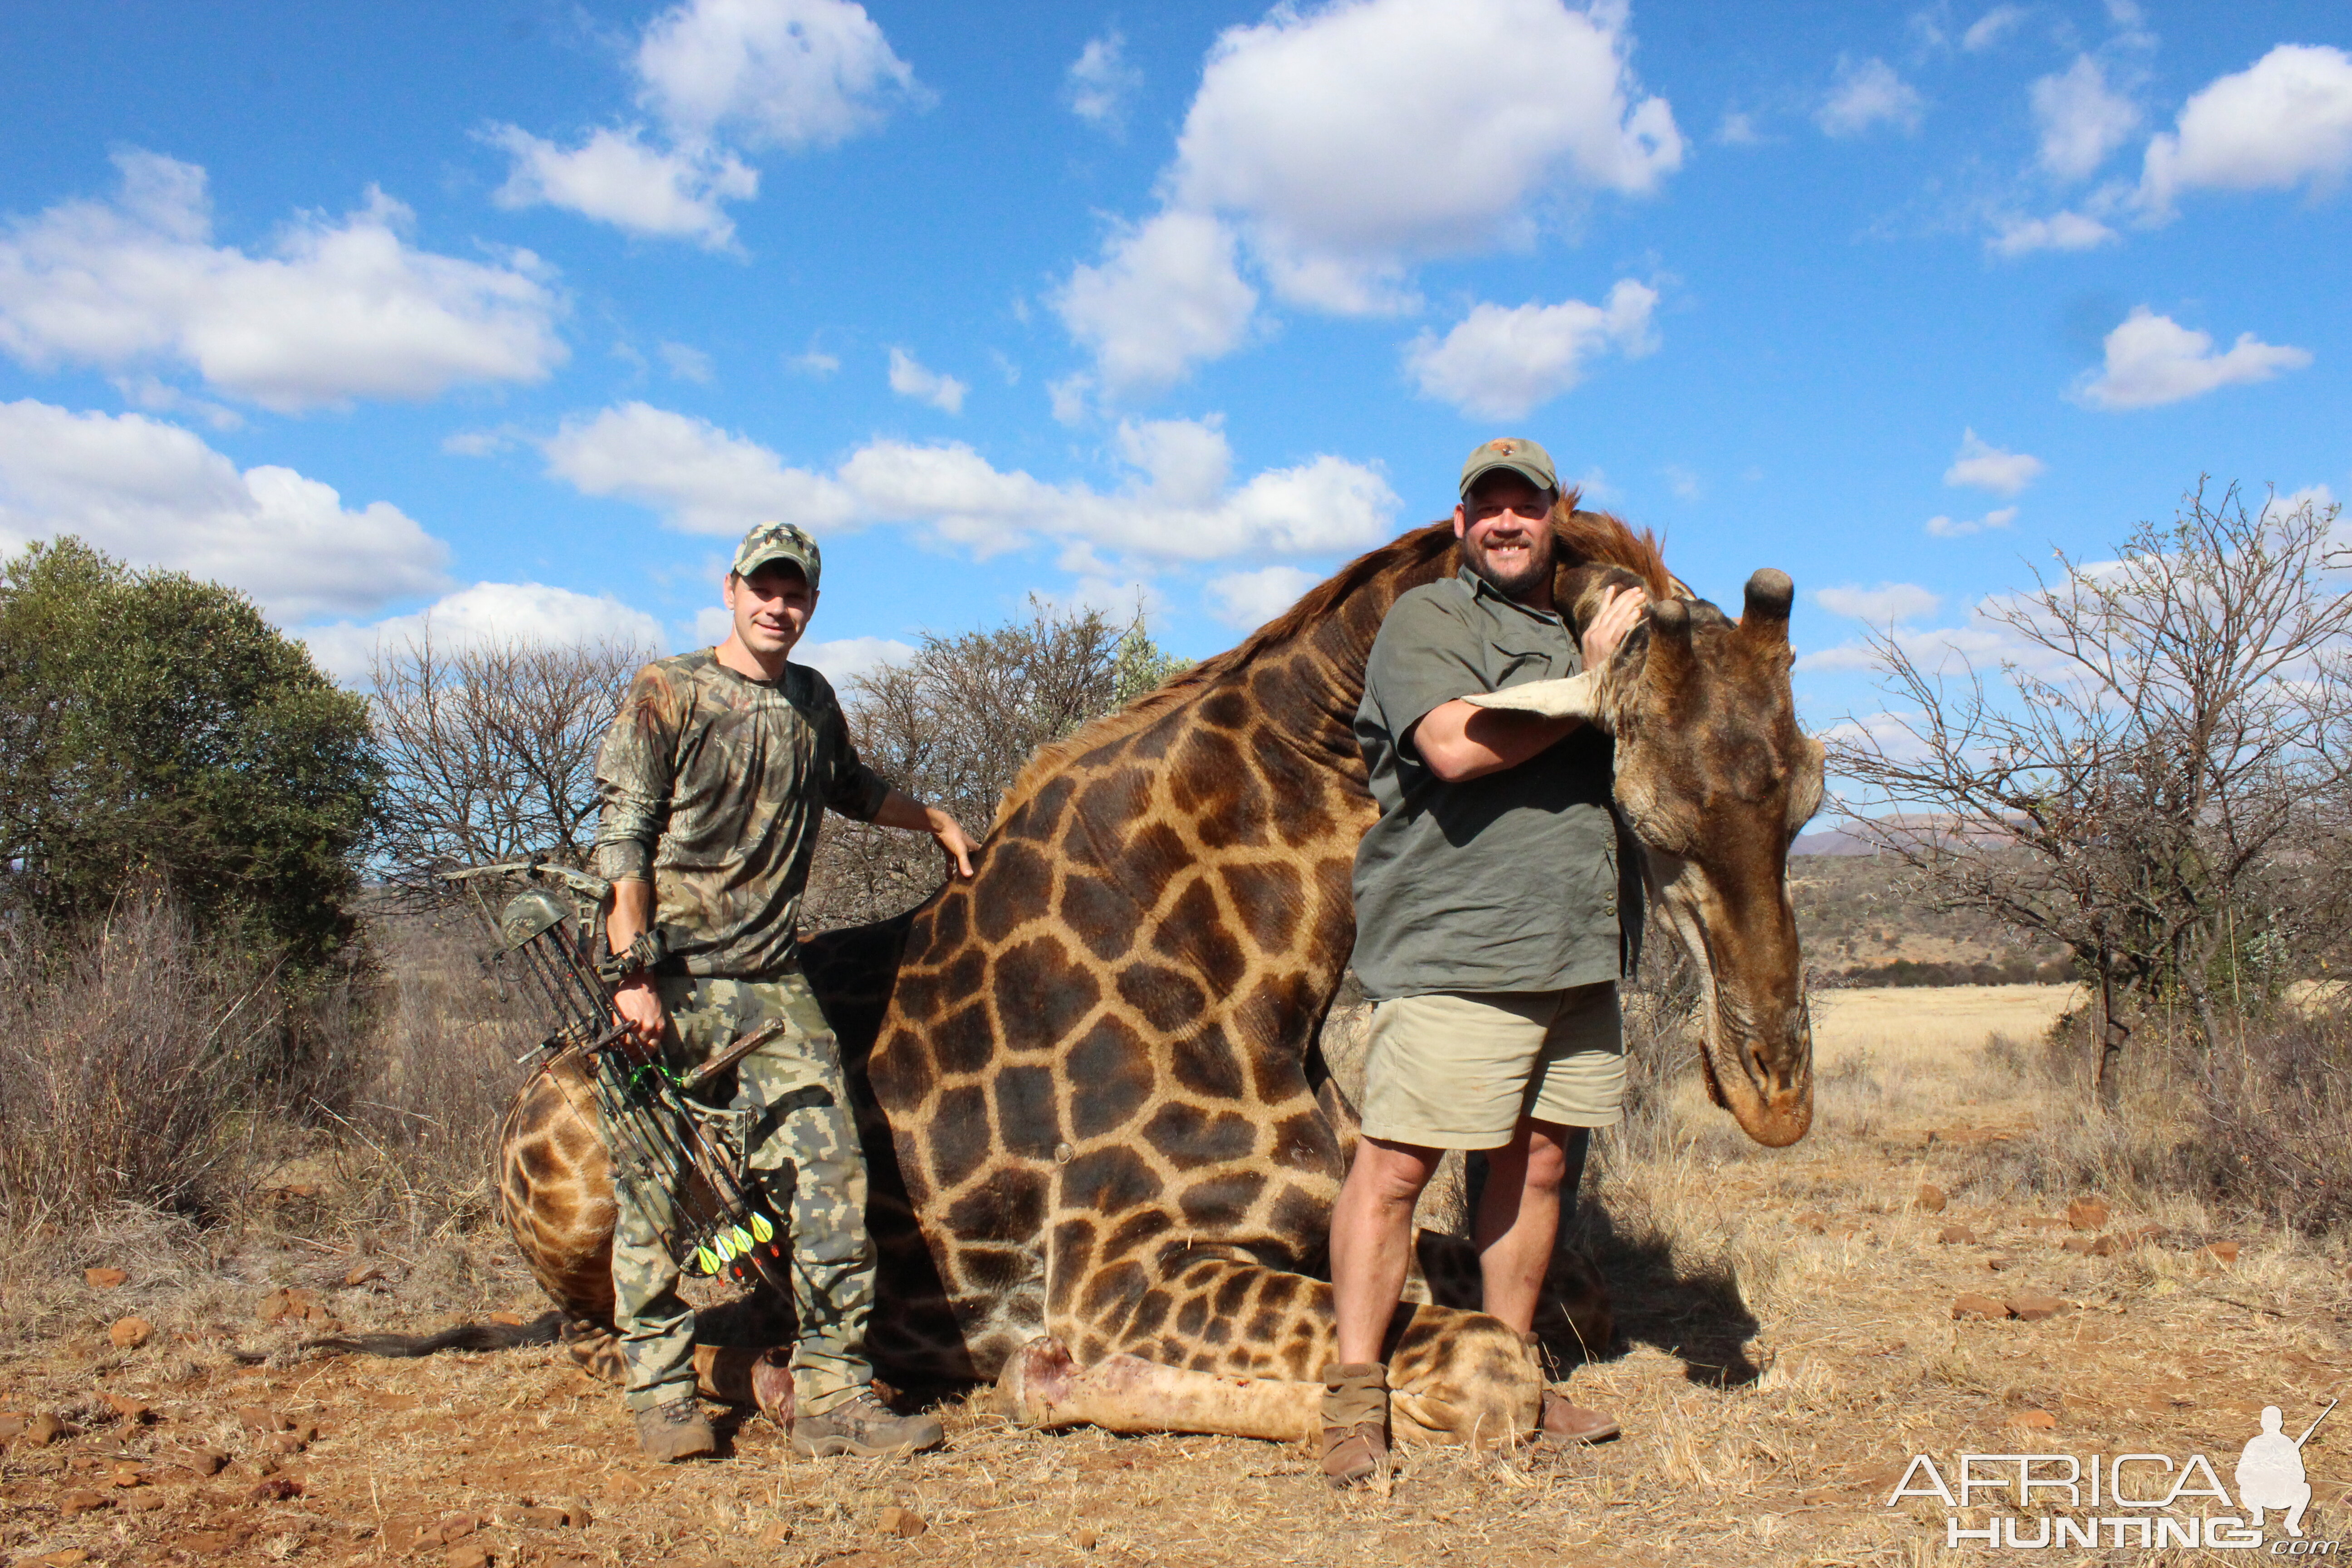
5, 965, 2348, 1568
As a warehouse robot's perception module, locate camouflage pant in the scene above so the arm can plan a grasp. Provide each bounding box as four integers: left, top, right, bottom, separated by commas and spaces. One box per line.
611, 970, 876, 1416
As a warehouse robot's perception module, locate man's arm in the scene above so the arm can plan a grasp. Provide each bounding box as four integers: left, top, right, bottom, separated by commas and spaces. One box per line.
1411, 584, 1648, 784
868, 788, 978, 879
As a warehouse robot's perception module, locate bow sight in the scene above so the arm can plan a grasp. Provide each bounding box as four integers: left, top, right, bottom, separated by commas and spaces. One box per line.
444, 858, 787, 1288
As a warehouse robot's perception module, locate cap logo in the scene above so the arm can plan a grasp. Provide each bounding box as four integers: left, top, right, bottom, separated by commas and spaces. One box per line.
1493, 441, 1515, 455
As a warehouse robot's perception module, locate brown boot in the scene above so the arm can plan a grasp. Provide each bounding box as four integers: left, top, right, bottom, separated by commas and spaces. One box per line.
1521, 1332, 1619, 1446
634, 1395, 717, 1461
789, 1388, 945, 1458
1319, 1362, 1389, 1489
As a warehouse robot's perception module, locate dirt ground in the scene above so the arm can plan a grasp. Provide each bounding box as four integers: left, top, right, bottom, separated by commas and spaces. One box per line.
6, 983, 2351, 1568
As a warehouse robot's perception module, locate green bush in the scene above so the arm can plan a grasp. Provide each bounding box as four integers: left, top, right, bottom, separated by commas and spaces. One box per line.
0, 538, 380, 969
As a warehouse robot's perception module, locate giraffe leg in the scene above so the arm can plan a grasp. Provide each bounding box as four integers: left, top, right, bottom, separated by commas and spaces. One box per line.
997, 1337, 1315, 1441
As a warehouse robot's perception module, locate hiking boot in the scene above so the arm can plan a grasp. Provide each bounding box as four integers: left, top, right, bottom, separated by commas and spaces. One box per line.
634, 1396, 717, 1461
1520, 1332, 1619, 1446
789, 1388, 945, 1458
1318, 1362, 1389, 1490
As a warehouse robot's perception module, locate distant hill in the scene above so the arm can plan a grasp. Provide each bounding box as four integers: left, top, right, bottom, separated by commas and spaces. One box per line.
1788, 848, 2071, 987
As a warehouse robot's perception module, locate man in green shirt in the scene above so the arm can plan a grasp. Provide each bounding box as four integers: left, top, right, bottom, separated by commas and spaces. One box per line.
1321, 439, 1646, 1487
593, 521, 978, 1461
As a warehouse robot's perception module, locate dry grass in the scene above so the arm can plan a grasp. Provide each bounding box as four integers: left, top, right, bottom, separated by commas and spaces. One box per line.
5, 982, 2351, 1567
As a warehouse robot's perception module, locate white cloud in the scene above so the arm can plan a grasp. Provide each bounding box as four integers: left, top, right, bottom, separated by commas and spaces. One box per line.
1405, 280, 1657, 419
1960, 5, 2026, 52
1662, 464, 1701, 501
2030, 56, 2141, 181
2071, 307, 2312, 410
1716, 111, 1761, 146
1925, 506, 2017, 538
660, 341, 714, 382
0, 152, 564, 412
680, 613, 916, 687
785, 346, 840, 377
1818, 56, 1926, 138
1815, 582, 1940, 623
441, 428, 514, 457
541, 402, 1398, 563
1054, 211, 1259, 395
485, 124, 757, 247
304, 583, 667, 682
0, 398, 448, 622
2138, 45, 2352, 218
1206, 564, 1321, 629
1170, 0, 1680, 312
1067, 30, 1142, 135
1985, 209, 2119, 256
886, 348, 967, 414
632, 0, 923, 151
1943, 429, 2044, 496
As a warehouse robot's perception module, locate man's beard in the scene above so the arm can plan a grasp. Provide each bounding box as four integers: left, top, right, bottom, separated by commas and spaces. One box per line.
1465, 533, 1555, 601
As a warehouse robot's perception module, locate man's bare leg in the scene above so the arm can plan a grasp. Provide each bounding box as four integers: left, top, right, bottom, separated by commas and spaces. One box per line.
1329, 1135, 1445, 1364
1473, 1119, 1579, 1333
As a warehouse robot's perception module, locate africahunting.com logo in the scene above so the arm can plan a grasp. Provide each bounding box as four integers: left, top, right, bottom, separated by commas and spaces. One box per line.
1886, 1399, 2337, 1551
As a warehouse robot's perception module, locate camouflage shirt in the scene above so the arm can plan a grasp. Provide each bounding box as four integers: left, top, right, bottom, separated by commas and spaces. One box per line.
593, 651, 892, 978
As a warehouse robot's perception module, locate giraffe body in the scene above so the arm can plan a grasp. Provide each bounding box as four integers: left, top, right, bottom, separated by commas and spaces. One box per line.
495, 510, 1822, 1445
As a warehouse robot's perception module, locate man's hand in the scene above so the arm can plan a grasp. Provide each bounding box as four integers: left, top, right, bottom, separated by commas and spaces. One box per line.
1583, 584, 1648, 671
611, 974, 668, 1062
872, 789, 978, 878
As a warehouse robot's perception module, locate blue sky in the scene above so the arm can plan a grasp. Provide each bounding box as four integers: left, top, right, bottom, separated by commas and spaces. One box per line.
0, 0, 2345, 748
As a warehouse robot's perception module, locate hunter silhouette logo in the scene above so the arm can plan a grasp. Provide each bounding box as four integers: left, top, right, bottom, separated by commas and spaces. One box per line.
1886, 1393, 2339, 1549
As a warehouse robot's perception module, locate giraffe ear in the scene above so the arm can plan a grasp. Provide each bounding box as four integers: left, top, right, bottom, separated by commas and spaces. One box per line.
1741, 569, 1793, 648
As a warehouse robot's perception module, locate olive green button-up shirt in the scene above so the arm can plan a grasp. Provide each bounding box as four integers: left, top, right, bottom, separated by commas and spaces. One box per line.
1349, 567, 1632, 1000
593, 651, 891, 979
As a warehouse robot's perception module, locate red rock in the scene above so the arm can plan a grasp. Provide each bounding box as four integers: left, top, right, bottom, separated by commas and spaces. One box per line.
1985, 1254, 2013, 1271
27, 1413, 68, 1446
123, 1490, 169, 1513
490, 1311, 526, 1327
255, 1288, 325, 1325
108, 1317, 153, 1350
2198, 1241, 2242, 1267
41, 1551, 91, 1568
0, 1412, 24, 1440
264, 1431, 308, 1455
1953, 1294, 2012, 1320
437, 1514, 480, 1544
446, 1547, 492, 1568
185, 1447, 229, 1475
2067, 1197, 2111, 1231
236, 1406, 292, 1435
2011, 1409, 2058, 1429
876, 1506, 927, 1539
84, 1268, 128, 1289
1076, 1528, 1101, 1550
102, 1392, 152, 1424
248, 1477, 304, 1502
342, 1261, 387, 1288
2061, 1236, 2094, 1255
1937, 1225, 1977, 1245
2007, 1295, 2070, 1322
59, 1488, 112, 1514
1916, 1185, 1948, 1213
2088, 1235, 2119, 1257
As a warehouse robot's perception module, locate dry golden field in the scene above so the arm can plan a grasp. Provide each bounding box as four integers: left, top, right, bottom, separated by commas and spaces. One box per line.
5, 982, 2350, 1568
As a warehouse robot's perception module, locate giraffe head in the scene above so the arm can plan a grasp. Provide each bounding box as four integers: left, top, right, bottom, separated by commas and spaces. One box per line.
1576, 561, 1823, 1147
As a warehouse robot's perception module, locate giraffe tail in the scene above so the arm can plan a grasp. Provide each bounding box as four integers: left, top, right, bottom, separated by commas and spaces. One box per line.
230, 1309, 570, 1364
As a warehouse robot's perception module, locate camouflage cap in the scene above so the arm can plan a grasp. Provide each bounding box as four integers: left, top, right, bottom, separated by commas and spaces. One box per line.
731, 521, 821, 589
1459, 437, 1559, 500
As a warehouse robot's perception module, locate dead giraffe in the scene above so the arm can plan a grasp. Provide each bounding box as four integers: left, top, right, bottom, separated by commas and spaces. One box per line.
494, 505, 1823, 1445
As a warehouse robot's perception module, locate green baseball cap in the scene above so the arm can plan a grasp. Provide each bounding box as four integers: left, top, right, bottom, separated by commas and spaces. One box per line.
1459, 437, 1559, 499
731, 521, 822, 589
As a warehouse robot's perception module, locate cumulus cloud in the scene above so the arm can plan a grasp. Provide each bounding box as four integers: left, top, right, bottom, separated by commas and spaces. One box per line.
633, 0, 922, 151
1054, 211, 1259, 395
2138, 44, 2352, 219
1206, 564, 1321, 629
660, 341, 714, 382
1960, 5, 2026, 52
302, 582, 667, 684
2071, 307, 2312, 410
1815, 582, 1940, 623
1943, 429, 2044, 496
1405, 280, 1657, 419
1054, 0, 1680, 387
793, 634, 920, 687
1067, 30, 1142, 135
2031, 56, 2141, 181
1924, 506, 2017, 539
485, 125, 757, 247
785, 345, 840, 377
541, 401, 1398, 563
0, 152, 564, 411
1171, 0, 1680, 309
491, 0, 920, 243
887, 348, 967, 414
1817, 56, 1926, 138
0, 398, 449, 622
1986, 209, 2118, 256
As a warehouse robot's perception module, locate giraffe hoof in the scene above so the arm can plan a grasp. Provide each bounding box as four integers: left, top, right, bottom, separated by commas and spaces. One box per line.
751, 1349, 795, 1429
994, 1337, 1076, 1427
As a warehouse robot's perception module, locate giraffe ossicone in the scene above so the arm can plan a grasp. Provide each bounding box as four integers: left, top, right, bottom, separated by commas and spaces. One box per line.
495, 507, 1822, 1446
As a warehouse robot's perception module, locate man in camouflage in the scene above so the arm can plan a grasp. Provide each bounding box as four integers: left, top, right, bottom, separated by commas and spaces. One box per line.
593, 521, 978, 1462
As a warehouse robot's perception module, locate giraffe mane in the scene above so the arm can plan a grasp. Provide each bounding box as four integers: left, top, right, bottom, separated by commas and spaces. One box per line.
986, 493, 1671, 835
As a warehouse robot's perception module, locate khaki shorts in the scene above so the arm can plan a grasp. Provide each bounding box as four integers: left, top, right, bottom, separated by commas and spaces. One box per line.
1358, 983, 1624, 1150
